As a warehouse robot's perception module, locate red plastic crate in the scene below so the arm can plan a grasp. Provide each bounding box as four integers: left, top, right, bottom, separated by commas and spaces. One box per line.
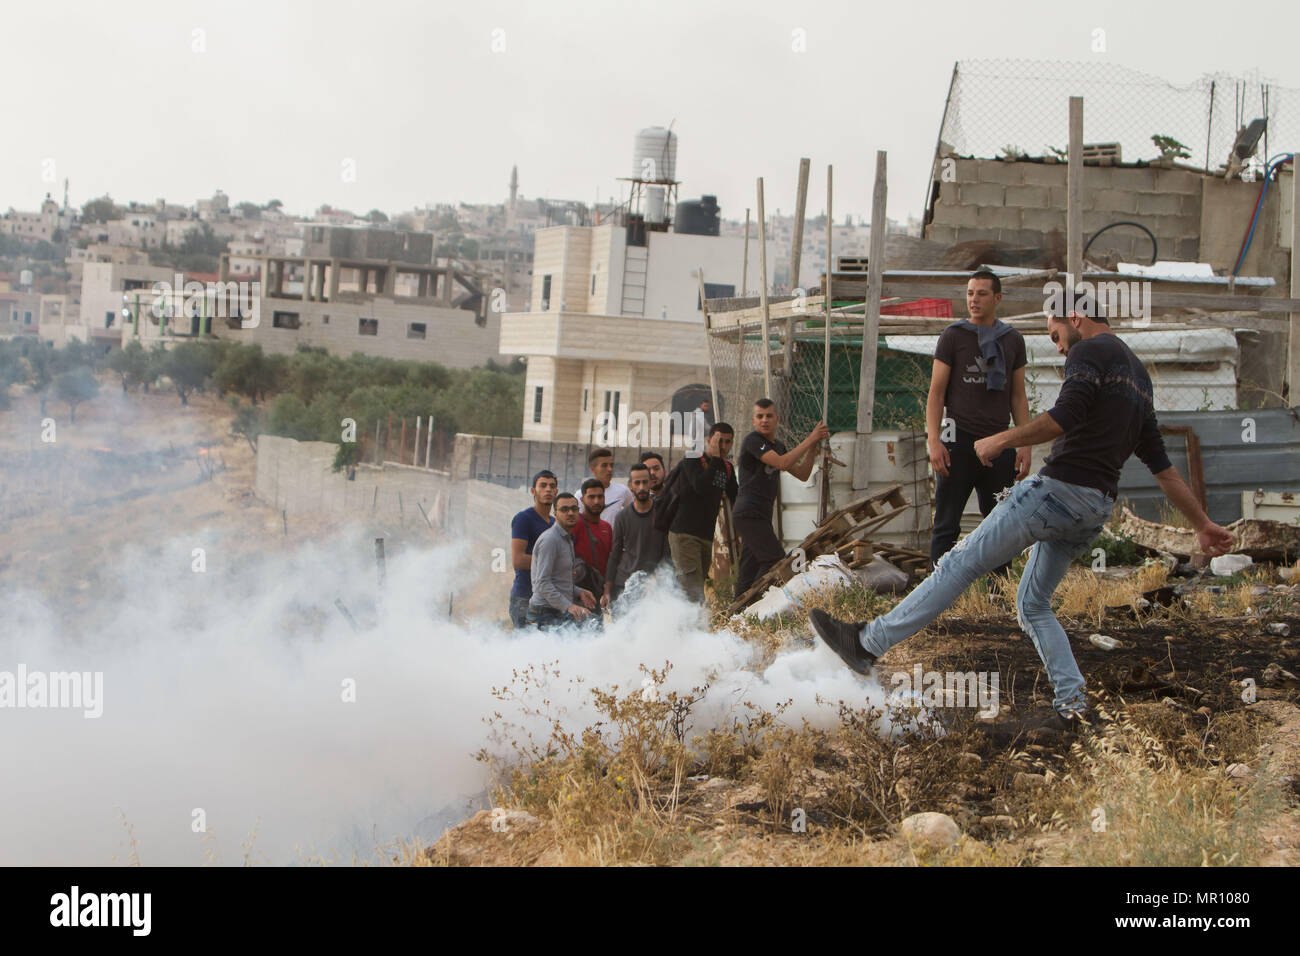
880, 297, 953, 318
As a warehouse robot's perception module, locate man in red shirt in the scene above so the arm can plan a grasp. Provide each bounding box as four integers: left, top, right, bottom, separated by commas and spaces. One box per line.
574, 477, 613, 580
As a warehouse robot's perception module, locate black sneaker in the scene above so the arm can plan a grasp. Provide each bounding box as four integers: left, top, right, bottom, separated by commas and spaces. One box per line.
808, 608, 877, 675
1051, 708, 1090, 732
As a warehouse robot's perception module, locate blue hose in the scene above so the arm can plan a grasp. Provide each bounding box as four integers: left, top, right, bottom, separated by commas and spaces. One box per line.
1233, 153, 1294, 275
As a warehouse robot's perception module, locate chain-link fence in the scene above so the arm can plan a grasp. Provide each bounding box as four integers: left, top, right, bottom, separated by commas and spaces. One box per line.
911, 60, 1297, 410
707, 299, 941, 449
935, 61, 1298, 189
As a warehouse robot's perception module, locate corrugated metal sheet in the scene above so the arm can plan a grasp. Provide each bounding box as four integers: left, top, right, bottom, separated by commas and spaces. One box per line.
1116, 408, 1300, 524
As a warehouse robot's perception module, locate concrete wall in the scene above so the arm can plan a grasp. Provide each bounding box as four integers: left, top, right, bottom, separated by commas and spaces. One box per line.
926, 158, 1208, 263
254, 433, 543, 619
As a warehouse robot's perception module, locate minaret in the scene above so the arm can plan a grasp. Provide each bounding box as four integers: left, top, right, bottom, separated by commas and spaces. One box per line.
508, 165, 518, 229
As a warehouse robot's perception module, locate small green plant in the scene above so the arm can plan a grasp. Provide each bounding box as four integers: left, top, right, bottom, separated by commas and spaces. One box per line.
332, 441, 360, 472
999, 143, 1027, 161
1045, 145, 1067, 161
1151, 135, 1191, 162
1074, 530, 1141, 567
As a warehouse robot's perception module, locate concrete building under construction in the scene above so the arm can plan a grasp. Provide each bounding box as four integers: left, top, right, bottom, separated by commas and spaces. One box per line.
215, 224, 504, 368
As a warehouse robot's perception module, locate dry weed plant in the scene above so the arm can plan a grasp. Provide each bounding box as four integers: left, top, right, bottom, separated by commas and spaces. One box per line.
1043, 700, 1281, 866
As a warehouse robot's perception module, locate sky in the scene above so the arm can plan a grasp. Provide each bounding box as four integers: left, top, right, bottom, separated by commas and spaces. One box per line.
9, 0, 1300, 225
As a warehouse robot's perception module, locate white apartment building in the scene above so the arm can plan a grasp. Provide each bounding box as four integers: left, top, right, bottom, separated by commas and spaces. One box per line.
500, 218, 779, 443
79, 261, 175, 348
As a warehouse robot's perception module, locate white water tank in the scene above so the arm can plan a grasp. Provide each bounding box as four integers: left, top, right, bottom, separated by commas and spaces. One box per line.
779, 468, 820, 551
778, 430, 932, 552
633, 127, 677, 183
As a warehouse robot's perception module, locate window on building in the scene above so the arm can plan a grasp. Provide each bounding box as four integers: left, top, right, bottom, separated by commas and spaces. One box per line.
591, 274, 597, 295
407, 322, 427, 339
24, 311, 32, 325
582, 388, 588, 412
272, 311, 300, 329
603, 389, 621, 431
105, 311, 116, 328
698, 282, 736, 310
540, 274, 552, 310
358, 317, 378, 336
322, 314, 330, 324
533, 386, 544, 424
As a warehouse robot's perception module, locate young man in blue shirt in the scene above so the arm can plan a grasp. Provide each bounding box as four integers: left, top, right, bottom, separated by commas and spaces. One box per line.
508, 470, 557, 629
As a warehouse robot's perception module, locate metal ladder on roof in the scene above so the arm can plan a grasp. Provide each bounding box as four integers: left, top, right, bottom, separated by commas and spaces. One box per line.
620, 243, 648, 316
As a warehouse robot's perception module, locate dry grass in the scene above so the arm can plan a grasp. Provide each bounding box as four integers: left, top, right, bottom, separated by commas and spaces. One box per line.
428, 561, 1296, 866
1050, 702, 1283, 866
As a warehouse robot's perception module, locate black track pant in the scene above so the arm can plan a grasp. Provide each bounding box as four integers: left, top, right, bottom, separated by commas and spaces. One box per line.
733, 514, 786, 597
930, 429, 1016, 575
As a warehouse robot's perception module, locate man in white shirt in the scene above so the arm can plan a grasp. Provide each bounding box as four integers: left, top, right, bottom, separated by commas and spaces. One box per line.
579, 446, 631, 526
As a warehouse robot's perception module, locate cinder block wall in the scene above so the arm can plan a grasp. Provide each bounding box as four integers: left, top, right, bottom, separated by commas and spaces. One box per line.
926, 158, 1204, 263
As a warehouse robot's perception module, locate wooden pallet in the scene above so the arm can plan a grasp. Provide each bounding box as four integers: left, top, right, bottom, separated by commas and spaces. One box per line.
728, 484, 909, 614
833, 538, 929, 574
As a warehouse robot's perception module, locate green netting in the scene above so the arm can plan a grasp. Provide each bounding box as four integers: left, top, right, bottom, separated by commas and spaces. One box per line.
708, 314, 934, 446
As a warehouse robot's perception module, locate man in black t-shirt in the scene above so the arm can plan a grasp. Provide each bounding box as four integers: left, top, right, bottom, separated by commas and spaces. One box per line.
926, 270, 1031, 573
810, 298, 1234, 727
669, 422, 738, 602
732, 398, 829, 599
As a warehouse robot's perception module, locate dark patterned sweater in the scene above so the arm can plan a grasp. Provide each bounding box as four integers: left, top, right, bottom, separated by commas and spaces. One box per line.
1042, 333, 1172, 497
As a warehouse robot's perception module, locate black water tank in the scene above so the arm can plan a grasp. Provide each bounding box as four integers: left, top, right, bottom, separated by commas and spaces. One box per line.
674, 194, 720, 236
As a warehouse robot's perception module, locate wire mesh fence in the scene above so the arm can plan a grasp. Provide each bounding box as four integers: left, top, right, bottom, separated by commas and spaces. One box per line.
926, 60, 1297, 291
936, 60, 1299, 185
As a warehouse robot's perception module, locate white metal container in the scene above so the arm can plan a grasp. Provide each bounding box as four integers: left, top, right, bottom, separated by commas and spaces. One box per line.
645, 185, 667, 224
778, 430, 932, 552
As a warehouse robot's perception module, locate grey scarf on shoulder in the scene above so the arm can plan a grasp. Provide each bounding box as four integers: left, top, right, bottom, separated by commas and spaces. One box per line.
952, 319, 1013, 391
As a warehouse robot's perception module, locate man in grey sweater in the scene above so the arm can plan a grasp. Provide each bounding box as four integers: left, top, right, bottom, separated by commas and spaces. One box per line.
527, 492, 598, 629
603, 463, 667, 610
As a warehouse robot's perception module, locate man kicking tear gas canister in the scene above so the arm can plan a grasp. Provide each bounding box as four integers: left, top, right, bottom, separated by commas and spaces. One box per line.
809, 298, 1235, 729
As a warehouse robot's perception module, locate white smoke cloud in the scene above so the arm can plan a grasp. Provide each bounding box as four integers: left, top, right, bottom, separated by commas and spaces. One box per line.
0, 532, 890, 866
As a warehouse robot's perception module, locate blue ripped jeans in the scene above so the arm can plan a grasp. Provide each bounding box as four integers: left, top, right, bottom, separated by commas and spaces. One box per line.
860, 474, 1113, 714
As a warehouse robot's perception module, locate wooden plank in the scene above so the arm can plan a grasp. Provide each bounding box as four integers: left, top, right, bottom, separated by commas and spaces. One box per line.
864, 281, 1300, 313
756, 177, 772, 397
819, 163, 834, 524
790, 157, 810, 295
1068, 97, 1084, 287
741, 207, 750, 297
699, 265, 719, 419
1290, 160, 1300, 403
853, 150, 888, 491
785, 158, 811, 386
